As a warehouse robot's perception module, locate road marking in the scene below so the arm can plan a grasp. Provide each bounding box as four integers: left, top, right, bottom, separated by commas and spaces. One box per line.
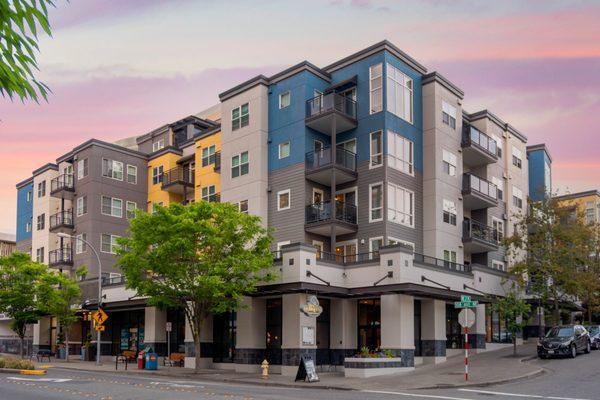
150, 381, 204, 388
362, 390, 475, 400
458, 389, 592, 400
7, 377, 72, 383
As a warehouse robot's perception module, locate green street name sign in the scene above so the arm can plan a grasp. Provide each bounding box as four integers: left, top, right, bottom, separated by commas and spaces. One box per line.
454, 300, 479, 309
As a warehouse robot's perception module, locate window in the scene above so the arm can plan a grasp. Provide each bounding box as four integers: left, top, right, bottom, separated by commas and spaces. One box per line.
231, 151, 249, 178
492, 177, 504, 200
443, 250, 457, 265
37, 181, 46, 197
387, 183, 414, 227
585, 202, 595, 224
152, 139, 165, 152
312, 240, 324, 260
492, 260, 506, 271
76, 196, 87, 216
442, 150, 457, 177
126, 165, 137, 184
277, 189, 291, 211
237, 200, 248, 214
492, 134, 503, 157
369, 63, 383, 114
101, 196, 123, 218
232, 103, 249, 131
512, 186, 523, 209
386, 64, 413, 123
126, 201, 137, 219
100, 234, 120, 254
442, 101, 457, 129
202, 145, 216, 167
36, 214, 45, 230
26, 190, 31, 202
369, 183, 383, 222
75, 233, 87, 254
152, 165, 163, 185
77, 158, 88, 180
512, 146, 522, 169
36, 247, 44, 263
387, 130, 414, 175
25, 221, 31, 233
278, 141, 290, 159
492, 217, 505, 242
443, 199, 457, 226
279, 91, 290, 109
102, 158, 124, 180
201, 185, 217, 202
369, 237, 384, 259
370, 131, 383, 168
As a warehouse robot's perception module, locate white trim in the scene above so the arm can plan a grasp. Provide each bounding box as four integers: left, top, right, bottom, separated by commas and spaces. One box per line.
387, 130, 414, 176
491, 260, 506, 271
278, 141, 290, 159
278, 91, 290, 109
152, 139, 165, 152
100, 195, 123, 218
369, 182, 384, 223
277, 189, 291, 211
276, 240, 291, 251
369, 130, 383, 169
369, 63, 383, 115
126, 165, 137, 184
386, 63, 413, 124
387, 182, 415, 228
388, 237, 415, 250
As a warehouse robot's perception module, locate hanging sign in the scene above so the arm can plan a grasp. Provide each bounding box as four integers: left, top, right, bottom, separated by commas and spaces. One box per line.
300, 296, 323, 318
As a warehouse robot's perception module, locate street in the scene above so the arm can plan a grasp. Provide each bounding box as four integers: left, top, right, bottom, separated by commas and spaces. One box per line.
1, 351, 599, 400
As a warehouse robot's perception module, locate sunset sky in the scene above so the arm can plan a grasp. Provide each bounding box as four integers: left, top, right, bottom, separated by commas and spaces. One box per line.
0, 0, 599, 234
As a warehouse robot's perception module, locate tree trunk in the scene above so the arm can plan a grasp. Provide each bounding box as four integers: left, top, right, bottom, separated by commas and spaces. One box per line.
194, 339, 201, 373
193, 311, 203, 373
19, 336, 24, 359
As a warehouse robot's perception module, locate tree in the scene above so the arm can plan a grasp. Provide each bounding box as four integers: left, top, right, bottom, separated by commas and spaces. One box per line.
0, 252, 47, 358
493, 291, 531, 356
117, 202, 275, 372
0, 0, 55, 102
38, 267, 86, 361
574, 221, 600, 323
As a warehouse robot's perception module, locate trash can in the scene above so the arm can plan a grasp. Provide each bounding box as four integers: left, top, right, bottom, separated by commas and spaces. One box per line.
137, 350, 146, 369
145, 352, 158, 370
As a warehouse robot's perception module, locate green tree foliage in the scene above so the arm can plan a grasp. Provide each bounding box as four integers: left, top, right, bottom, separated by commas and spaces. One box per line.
117, 202, 275, 372
574, 220, 600, 323
0, 0, 55, 102
493, 291, 531, 356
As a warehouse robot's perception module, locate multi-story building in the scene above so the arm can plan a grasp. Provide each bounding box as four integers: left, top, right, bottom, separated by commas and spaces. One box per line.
527, 144, 552, 202
555, 190, 600, 224
15, 40, 551, 373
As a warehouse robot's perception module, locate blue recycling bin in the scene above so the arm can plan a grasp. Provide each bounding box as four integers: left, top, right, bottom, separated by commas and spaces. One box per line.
145, 352, 158, 370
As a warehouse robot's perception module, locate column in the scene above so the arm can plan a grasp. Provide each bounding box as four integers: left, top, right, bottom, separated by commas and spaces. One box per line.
143, 307, 167, 355
281, 294, 317, 376
330, 298, 357, 364
420, 299, 446, 364
32, 316, 52, 353
380, 294, 415, 369
183, 312, 213, 369
234, 297, 266, 373
472, 304, 487, 351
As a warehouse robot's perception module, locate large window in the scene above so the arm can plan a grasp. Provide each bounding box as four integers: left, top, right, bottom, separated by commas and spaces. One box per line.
512, 186, 523, 209
442, 150, 457, 176
101, 196, 123, 218
387, 183, 414, 227
231, 103, 249, 131
152, 165, 163, 185
370, 131, 383, 168
202, 145, 216, 167
76, 196, 87, 216
442, 101, 457, 129
101, 234, 120, 254
231, 151, 249, 178
102, 158, 124, 181
126, 165, 137, 184
77, 158, 88, 180
358, 299, 381, 351
512, 146, 522, 169
369, 183, 383, 222
369, 63, 383, 114
279, 91, 290, 109
386, 64, 413, 123
387, 130, 414, 175
443, 199, 457, 226
75, 233, 87, 254
277, 189, 291, 211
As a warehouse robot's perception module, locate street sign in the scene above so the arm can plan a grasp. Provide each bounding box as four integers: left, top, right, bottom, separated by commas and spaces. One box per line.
94, 324, 105, 332
454, 300, 479, 308
166, 322, 172, 332
461, 295, 471, 302
92, 308, 108, 326
458, 309, 476, 328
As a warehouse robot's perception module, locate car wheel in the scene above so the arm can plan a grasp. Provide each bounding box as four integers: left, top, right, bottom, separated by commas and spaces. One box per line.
585, 341, 591, 354
570, 344, 577, 358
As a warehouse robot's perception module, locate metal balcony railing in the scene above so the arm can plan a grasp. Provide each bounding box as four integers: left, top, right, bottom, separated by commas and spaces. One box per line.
463, 219, 500, 245
306, 92, 357, 120
413, 253, 471, 274
50, 174, 74, 193
48, 247, 73, 266
162, 166, 194, 186
49, 210, 74, 229
462, 126, 498, 157
305, 147, 357, 172
463, 173, 498, 200
305, 201, 357, 225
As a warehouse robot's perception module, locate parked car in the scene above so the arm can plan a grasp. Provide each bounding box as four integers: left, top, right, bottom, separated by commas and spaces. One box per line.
537, 325, 591, 358
585, 325, 600, 349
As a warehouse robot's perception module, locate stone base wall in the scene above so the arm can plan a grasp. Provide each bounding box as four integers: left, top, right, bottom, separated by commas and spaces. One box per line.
420, 340, 446, 357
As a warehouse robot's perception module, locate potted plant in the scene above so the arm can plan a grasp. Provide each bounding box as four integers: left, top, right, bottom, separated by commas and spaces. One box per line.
56, 331, 66, 359
81, 332, 92, 361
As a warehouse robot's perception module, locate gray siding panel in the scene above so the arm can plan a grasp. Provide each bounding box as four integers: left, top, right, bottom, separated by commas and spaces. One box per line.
386, 169, 424, 254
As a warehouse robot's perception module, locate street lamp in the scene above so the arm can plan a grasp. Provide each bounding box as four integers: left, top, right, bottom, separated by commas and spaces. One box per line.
57, 232, 102, 366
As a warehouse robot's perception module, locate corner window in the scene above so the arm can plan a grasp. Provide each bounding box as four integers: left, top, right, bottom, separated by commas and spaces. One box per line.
232, 103, 249, 131
76, 196, 87, 216
279, 91, 290, 109
386, 64, 413, 123
387, 130, 414, 175
277, 189, 291, 211
126, 165, 137, 184
278, 141, 290, 159
152, 165, 164, 185
202, 145, 217, 167
100, 234, 120, 254
77, 158, 88, 180
102, 158, 124, 181
369, 131, 383, 168
152, 139, 165, 152
369, 183, 383, 222
442, 101, 457, 129
443, 199, 457, 226
369, 63, 383, 114
387, 183, 414, 227
231, 151, 249, 178
442, 150, 457, 177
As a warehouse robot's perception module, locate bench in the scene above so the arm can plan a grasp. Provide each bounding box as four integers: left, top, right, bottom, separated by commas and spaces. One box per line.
163, 352, 185, 367
35, 349, 55, 362
115, 350, 137, 370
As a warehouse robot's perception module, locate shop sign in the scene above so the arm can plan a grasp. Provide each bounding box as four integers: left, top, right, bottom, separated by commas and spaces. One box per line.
300, 296, 323, 318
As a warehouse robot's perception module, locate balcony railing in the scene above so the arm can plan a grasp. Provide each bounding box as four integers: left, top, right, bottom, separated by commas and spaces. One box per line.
463, 219, 500, 245
319, 251, 379, 265
50, 174, 74, 193
462, 126, 497, 157
305, 201, 357, 225
49, 210, 74, 230
48, 247, 73, 266
413, 253, 471, 274
162, 166, 194, 187
305, 147, 357, 172
463, 173, 498, 200
306, 92, 357, 120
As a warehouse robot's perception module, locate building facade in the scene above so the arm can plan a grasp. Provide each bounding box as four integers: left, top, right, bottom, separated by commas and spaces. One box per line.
15, 40, 550, 372
555, 190, 600, 224
527, 144, 552, 202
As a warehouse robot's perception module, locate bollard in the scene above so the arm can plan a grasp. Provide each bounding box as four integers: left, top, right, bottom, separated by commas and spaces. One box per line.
261, 359, 269, 379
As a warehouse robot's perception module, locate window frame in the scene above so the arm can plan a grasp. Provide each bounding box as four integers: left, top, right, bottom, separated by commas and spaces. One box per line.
443, 199, 457, 226
201, 145, 217, 167
102, 158, 124, 181
387, 182, 414, 228
387, 130, 414, 176
231, 103, 249, 131
126, 165, 137, 184
492, 260, 506, 271
512, 186, 523, 209
278, 141, 290, 159
369, 63, 383, 114
369, 182, 384, 223
369, 236, 384, 259
277, 189, 291, 211
100, 233, 120, 254
126, 201, 137, 219
369, 130, 383, 169
442, 100, 457, 129
152, 165, 164, 185
101, 195, 123, 218
75, 233, 87, 254
152, 139, 165, 152
512, 146, 523, 169
386, 63, 413, 123
492, 217, 505, 242
231, 151, 249, 178
77, 158, 88, 180
201, 185, 217, 202
37, 181, 46, 198
442, 149, 457, 177
237, 199, 249, 214
278, 91, 291, 109
36, 213, 45, 230
76, 196, 87, 216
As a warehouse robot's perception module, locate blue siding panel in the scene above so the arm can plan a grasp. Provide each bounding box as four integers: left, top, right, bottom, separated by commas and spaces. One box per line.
16, 183, 33, 242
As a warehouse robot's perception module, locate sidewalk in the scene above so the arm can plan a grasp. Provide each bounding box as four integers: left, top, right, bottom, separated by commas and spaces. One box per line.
22, 344, 544, 391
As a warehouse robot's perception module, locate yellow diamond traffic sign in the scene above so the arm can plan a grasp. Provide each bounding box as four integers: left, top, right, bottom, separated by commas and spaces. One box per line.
94, 324, 105, 332
92, 307, 108, 326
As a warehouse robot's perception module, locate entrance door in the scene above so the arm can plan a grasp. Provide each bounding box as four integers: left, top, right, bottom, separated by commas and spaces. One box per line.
358, 299, 381, 351
414, 300, 422, 356
316, 299, 330, 367
265, 298, 282, 365
335, 240, 357, 263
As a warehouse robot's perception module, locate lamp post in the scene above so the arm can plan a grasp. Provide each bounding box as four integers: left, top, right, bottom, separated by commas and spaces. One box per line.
57, 232, 102, 366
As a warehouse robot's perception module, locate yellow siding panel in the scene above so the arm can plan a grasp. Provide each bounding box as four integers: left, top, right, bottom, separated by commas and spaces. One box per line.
194, 131, 222, 201
147, 152, 183, 211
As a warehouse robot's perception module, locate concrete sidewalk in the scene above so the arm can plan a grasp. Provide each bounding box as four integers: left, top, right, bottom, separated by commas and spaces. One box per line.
19, 344, 544, 391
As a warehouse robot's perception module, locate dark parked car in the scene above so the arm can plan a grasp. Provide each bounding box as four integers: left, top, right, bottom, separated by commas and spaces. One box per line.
585, 325, 600, 349
537, 325, 591, 358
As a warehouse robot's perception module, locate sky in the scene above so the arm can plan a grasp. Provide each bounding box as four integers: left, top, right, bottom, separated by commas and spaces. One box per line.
0, 0, 599, 234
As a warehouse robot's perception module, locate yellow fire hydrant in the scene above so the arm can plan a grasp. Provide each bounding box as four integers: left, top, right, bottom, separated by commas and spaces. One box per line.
261, 359, 269, 379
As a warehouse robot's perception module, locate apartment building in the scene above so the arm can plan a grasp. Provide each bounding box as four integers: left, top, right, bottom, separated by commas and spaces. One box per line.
555, 190, 600, 224
14, 40, 549, 373
527, 144, 552, 202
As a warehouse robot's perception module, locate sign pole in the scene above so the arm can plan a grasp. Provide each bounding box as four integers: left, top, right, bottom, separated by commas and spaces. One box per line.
464, 311, 469, 381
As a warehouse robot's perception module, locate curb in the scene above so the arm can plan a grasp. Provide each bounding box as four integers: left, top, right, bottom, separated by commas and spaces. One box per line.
20, 369, 47, 375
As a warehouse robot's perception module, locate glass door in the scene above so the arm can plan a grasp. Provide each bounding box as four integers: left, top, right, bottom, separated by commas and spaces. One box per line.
358, 299, 381, 351
335, 241, 357, 263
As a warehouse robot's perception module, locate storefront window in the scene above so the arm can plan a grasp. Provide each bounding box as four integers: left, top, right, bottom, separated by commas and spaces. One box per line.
166, 308, 187, 354
486, 304, 513, 343
358, 299, 381, 351
213, 312, 236, 363
446, 304, 463, 349
266, 298, 282, 364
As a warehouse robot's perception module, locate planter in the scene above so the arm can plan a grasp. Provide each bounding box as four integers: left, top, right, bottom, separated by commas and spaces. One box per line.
57, 348, 66, 360
81, 348, 87, 361
344, 357, 413, 378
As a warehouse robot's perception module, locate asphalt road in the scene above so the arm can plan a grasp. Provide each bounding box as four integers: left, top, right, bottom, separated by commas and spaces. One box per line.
1, 350, 599, 400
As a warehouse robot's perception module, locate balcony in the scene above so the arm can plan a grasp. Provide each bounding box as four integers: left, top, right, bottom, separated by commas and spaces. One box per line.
462, 126, 498, 167
462, 173, 498, 210
161, 166, 194, 195
305, 147, 357, 186
50, 174, 74, 199
49, 210, 74, 233
305, 200, 358, 236
48, 247, 73, 268
413, 253, 472, 275
305, 92, 357, 135
462, 219, 500, 253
